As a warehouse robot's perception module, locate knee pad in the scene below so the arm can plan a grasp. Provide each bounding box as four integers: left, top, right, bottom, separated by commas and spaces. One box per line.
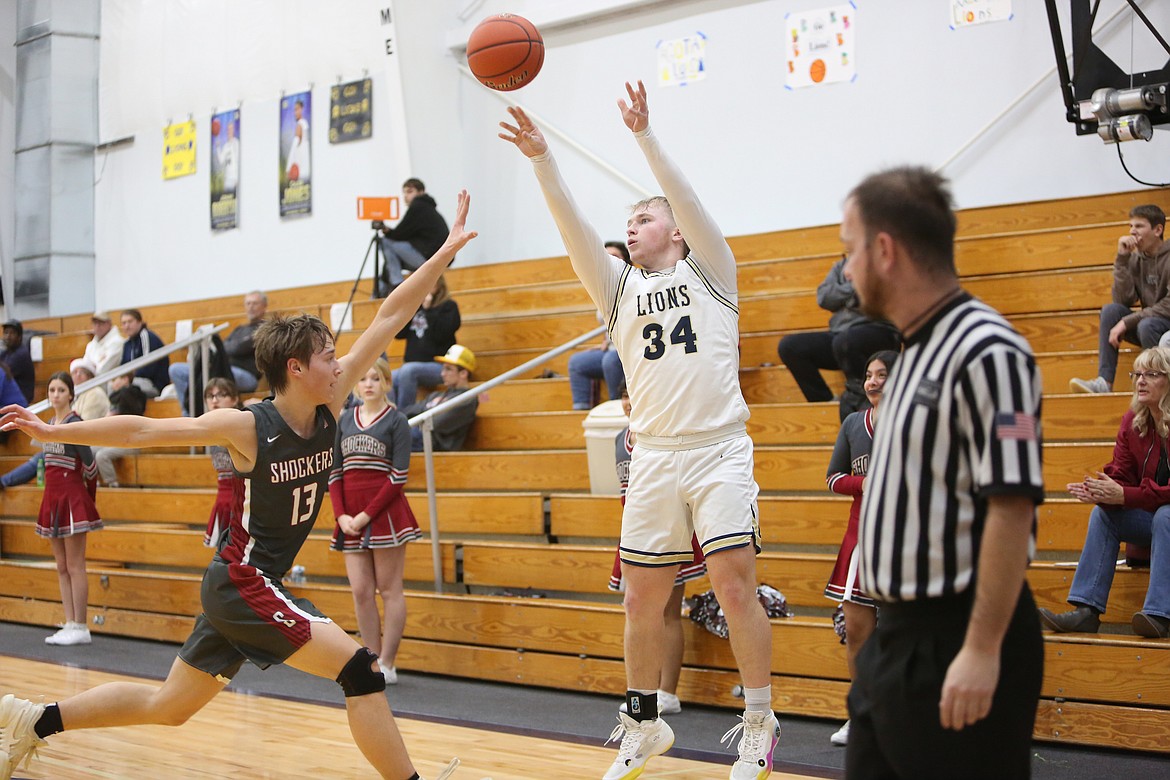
336, 647, 386, 697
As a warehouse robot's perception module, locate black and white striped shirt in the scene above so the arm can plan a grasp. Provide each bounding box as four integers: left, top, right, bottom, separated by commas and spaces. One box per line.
858, 293, 1044, 602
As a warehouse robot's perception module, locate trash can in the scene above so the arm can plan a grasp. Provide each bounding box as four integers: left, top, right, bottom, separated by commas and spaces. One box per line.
582, 399, 628, 495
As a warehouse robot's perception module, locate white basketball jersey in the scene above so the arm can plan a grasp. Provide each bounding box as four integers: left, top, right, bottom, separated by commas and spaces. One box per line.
610, 258, 748, 438
529, 125, 749, 441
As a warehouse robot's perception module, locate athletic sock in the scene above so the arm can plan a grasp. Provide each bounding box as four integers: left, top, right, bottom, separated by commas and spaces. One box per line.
34, 703, 64, 738
743, 684, 772, 714
625, 689, 658, 722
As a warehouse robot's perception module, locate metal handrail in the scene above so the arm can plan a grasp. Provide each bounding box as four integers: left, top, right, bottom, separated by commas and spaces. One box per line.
407, 323, 607, 593
26, 323, 230, 414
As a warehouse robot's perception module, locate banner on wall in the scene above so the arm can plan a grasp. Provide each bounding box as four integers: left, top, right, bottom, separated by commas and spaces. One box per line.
162, 119, 196, 180
210, 109, 240, 230
950, 0, 1012, 29
657, 33, 707, 88
330, 78, 373, 143
280, 90, 312, 217
785, 3, 856, 90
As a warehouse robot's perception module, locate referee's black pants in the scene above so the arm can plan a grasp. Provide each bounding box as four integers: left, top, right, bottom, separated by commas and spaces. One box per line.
845, 585, 1043, 780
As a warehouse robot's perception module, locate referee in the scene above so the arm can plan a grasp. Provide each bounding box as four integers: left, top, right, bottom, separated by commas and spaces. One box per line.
840, 167, 1044, 779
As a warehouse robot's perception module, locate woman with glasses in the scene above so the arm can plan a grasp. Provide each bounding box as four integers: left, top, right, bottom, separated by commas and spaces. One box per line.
201, 378, 244, 549
1039, 346, 1170, 638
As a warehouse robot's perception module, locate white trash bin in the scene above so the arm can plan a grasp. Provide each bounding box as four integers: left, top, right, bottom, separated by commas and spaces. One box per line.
582, 400, 628, 495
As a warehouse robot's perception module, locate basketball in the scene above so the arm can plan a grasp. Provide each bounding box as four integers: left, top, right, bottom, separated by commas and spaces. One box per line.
466, 14, 544, 92
211, 118, 221, 136
289, 164, 299, 182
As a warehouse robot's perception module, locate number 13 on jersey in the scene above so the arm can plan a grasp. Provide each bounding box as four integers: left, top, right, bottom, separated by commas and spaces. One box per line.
290, 483, 318, 525
643, 315, 698, 360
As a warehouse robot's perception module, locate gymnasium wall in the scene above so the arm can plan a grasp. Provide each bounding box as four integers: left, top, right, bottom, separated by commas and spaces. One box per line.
0, 4, 16, 313
86, 0, 1169, 311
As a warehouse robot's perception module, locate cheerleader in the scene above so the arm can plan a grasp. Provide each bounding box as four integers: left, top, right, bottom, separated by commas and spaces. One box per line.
38, 371, 102, 646
201, 378, 244, 548
328, 358, 420, 683
822, 349, 899, 746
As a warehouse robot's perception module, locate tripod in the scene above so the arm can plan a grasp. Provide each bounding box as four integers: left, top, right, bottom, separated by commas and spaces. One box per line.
334, 228, 386, 343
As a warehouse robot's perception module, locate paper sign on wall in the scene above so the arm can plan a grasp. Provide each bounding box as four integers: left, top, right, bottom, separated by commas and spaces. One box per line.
657, 33, 707, 88
785, 3, 856, 90
950, 0, 1012, 29
162, 119, 196, 180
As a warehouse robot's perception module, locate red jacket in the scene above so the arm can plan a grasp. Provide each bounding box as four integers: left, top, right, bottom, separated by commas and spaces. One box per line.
1104, 409, 1170, 511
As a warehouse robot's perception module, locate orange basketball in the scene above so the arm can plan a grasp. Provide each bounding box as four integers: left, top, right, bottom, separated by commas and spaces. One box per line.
289, 164, 299, 182
211, 118, 221, 136
809, 59, 827, 83
466, 14, 544, 92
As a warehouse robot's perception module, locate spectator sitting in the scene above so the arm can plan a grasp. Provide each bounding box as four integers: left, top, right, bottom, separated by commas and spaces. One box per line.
118, 309, 169, 398
377, 178, 449, 296
777, 257, 901, 421
83, 311, 124, 378
568, 241, 629, 410
1071, 204, 1170, 393
69, 358, 110, 421
1039, 347, 1170, 638
1, 319, 35, 403
0, 362, 28, 446
0, 362, 26, 408
169, 291, 267, 415
93, 376, 148, 487
401, 345, 478, 453
391, 275, 460, 409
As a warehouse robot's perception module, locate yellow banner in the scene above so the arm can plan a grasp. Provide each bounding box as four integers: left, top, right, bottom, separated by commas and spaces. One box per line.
163, 120, 196, 180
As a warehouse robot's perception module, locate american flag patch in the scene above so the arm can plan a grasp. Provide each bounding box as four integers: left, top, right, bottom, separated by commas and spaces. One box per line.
995, 412, 1037, 441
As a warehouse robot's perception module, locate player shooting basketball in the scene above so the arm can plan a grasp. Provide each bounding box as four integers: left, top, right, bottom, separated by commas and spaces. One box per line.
500, 81, 780, 780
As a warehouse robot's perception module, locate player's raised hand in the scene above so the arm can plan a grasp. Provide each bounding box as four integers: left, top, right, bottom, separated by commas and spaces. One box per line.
618, 80, 649, 133
0, 404, 54, 441
499, 106, 548, 158
439, 190, 478, 256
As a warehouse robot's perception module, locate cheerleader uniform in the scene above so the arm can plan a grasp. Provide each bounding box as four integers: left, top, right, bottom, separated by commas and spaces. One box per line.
823, 407, 876, 607
36, 411, 102, 539
204, 445, 244, 548
328, 404, 421, 551
608, 426, 706, 591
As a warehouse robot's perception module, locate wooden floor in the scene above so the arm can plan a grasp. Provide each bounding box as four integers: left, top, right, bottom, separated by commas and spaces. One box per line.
0, 657, 825, 780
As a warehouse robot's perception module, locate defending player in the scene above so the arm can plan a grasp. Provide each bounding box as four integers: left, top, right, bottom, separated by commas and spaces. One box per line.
500, 82, 779, 780
0, 192, 476, 780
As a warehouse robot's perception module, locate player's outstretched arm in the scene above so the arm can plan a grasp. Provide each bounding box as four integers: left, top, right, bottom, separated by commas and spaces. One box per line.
0, 405, 260, 469
618, 80, 737, 294
499, 107, 621, 314
336, 190, 477, 413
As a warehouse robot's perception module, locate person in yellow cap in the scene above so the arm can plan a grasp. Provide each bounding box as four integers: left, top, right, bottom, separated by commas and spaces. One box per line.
401, 344, 478, 452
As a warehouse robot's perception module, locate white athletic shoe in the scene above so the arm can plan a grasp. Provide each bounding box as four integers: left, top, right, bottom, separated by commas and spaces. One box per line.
0, 694, 47, 780
830, 719, 850, 746
723, 710, 781, 780
382, 665, 398, 685
43, 626, 71, 646
618, 690, 682, 716
602, 713, 674, 780
1069, 376, 1110, 394
48, 624, 91, 647
657, 691, 681, 715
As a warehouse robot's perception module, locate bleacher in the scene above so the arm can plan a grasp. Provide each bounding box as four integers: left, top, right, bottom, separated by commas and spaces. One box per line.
2, 188, 1169, 753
